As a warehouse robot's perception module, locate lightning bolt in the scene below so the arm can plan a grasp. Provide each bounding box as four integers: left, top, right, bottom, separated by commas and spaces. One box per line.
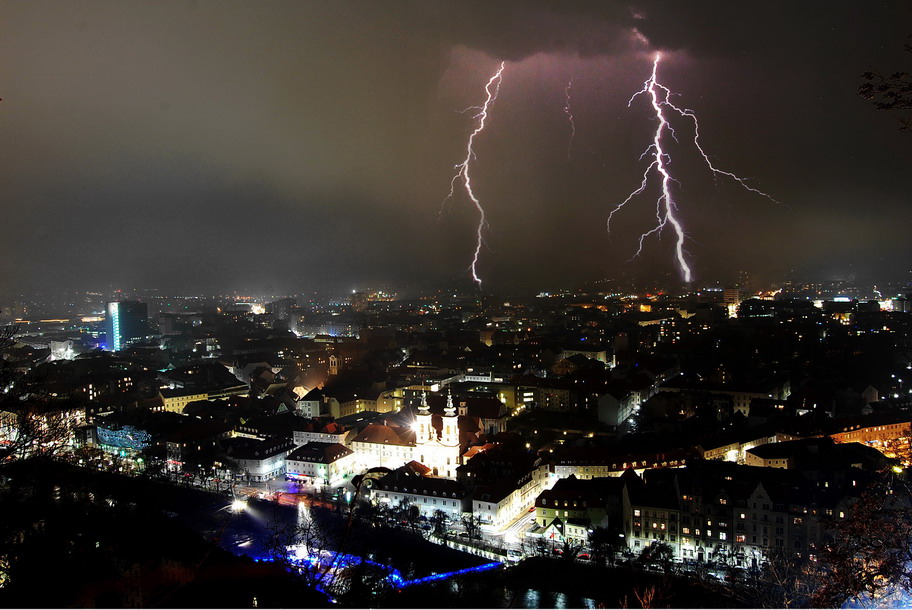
608, 53, 690, 282
662, 95, 780, 205
563, 78, 576, 160
443, 62, 506, 288
608, 52, 779, 283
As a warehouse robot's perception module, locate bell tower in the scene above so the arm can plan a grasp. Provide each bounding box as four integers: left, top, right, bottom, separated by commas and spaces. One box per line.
440, 388, 460, 448
416, 389, 434, 445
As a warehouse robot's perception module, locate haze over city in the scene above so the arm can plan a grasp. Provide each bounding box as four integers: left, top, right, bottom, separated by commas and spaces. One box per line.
6, 4, 912, 609
3, 1, 911, 298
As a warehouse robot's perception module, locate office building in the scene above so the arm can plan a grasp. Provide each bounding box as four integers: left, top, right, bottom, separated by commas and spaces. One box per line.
105, 300, 149, 351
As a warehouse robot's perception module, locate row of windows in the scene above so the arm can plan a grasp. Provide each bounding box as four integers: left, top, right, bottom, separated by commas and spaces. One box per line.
389, 487, 460, 498
679, 528, 727, 540
559, 459, 683, 469
541, 498, 585, 508
634, 509, 675, 519
384, 493, 459, 508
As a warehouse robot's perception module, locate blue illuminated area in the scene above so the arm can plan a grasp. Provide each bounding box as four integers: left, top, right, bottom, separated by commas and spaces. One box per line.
104, 300, 148, 352
107, 302, 122, 351
250, 549, 503, 599
96, 425, 151, 451
402, 562, 503, 586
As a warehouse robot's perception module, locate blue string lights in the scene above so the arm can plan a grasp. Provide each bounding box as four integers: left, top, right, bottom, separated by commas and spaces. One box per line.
251, 550, 503, 596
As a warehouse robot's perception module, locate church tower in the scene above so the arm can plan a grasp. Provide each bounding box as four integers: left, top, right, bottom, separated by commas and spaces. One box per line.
415, 389, 434, 445
440, 389, 460, 448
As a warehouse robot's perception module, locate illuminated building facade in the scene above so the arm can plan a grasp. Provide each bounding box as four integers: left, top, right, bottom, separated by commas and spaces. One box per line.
350, 391, 463, 478
371, 467, 466, 520
105, 300, 149, 351
285, 442, 355, 486
414, 390, 461, 478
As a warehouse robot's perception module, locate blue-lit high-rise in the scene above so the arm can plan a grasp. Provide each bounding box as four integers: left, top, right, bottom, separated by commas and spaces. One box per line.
105, 301, 149, 351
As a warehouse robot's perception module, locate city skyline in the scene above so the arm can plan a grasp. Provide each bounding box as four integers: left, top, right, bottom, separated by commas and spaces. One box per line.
3, 2, 911, 296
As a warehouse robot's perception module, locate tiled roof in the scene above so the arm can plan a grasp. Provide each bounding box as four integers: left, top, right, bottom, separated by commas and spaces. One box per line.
374, 468, 465, 498
287, 441, 353, 464
351, 423, 414, 446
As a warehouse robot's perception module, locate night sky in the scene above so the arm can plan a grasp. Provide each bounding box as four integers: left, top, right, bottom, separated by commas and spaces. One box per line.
3, 1, 911, 296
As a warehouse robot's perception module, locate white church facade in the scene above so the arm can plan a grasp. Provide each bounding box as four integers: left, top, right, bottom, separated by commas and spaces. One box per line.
349, 391, 464, 478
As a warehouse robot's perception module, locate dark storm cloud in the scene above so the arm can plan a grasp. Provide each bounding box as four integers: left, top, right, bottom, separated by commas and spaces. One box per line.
2, 1, 911, 298
412, 0, 638, 60
628, 1, 910, 62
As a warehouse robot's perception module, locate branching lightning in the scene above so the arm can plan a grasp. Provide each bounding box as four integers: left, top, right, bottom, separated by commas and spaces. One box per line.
608, 52, 779, 283
443, 62, 506, 288
563, 78, 576, 160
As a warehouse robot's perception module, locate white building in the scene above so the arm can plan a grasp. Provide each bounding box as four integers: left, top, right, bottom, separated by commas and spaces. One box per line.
230, 438, 295, 482
292, 421, 349, 447
597, 388, 638, 428
349, 391, 463, 479
413, 390, 461, 478
285, 441, 355, 487
471, 485, 518, 530
370, 466, 466, 521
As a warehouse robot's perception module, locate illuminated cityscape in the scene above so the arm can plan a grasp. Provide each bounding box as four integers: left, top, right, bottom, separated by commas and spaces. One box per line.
3, 2, 912, 609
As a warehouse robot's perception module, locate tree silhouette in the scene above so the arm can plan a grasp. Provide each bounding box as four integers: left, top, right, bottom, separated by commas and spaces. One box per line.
860, 36, 912, 131
810, 478, 912, 608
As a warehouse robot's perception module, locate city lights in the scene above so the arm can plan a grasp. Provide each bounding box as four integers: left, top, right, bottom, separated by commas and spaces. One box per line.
2, 5, 910, 606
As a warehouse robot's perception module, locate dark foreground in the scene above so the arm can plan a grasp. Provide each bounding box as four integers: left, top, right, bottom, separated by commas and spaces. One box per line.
0, 461, 743, 608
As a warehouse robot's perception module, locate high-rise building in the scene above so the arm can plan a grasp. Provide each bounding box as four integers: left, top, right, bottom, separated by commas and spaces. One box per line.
723, 287, 742, 318
266, 297, 296, 321
105, 301, 149, 351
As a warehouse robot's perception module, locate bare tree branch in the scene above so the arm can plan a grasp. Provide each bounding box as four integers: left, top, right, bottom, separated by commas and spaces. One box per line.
860, 36, 912, 131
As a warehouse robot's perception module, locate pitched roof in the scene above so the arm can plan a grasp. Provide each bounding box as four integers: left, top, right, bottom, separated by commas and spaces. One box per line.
374, 467, 465, 498
473, 483, 516, 504
301, 388, 325, 401
548, 445, 694, 469
287, 441, 353, 464
351, 423, 414, 446
228, 437, 295, 460
163, 419, 233, 443
320, 421, 345, 435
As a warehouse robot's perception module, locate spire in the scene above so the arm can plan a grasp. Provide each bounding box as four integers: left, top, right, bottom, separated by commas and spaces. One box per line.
419, 389, 430, 415
444, 387, 456, 417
